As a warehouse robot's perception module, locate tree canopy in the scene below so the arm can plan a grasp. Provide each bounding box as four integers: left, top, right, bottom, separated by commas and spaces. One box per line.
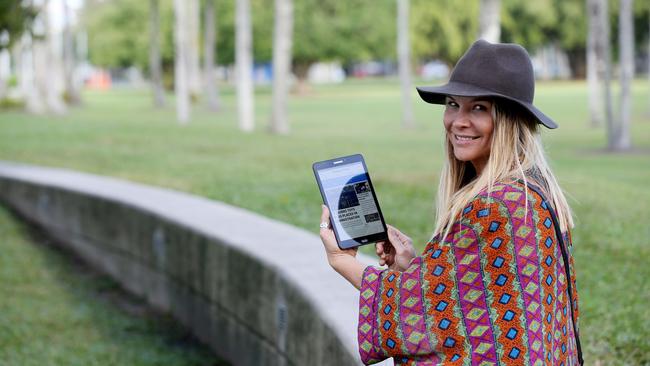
0, 2, 37, 50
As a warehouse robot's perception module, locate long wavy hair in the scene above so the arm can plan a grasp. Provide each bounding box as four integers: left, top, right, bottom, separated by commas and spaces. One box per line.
433, 99, 574, 242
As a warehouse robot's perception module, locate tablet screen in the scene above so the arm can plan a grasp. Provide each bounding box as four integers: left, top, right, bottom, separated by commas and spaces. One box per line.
317, 162, 384, 241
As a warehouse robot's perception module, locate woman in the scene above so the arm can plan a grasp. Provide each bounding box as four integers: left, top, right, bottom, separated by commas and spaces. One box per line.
319, 40, 582, 365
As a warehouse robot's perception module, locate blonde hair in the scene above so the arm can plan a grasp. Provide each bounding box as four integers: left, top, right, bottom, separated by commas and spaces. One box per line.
433, 100, 574, 242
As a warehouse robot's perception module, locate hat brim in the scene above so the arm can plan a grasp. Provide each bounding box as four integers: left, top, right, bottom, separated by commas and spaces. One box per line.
416, 82, 558, 129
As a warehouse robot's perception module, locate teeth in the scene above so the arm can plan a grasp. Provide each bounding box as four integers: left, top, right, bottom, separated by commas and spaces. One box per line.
456, 135, 478, 141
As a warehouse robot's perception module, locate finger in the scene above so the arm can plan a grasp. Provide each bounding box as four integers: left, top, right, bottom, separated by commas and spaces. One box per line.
320, 205, 330, 224
375, 242, 384, 256
387, 227, 404, 250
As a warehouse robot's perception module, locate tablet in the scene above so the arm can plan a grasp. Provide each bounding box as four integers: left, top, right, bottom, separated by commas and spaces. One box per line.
313, 154, 388, 249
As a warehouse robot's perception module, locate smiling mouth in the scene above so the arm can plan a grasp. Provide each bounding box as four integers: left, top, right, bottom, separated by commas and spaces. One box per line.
454, 134, 480, 141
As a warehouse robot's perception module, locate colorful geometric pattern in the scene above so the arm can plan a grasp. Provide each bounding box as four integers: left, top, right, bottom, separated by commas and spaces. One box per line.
357, 181, 580, 365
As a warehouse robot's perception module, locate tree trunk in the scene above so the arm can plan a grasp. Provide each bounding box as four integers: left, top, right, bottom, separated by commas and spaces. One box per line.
203, 0, 220, 112
149, 0, 165, 107
41, 0, 66, 114
479, 0, 501, 43
63, 0, 81, 106
187, 0, 201, 99
613, 0, 633, 151
586, 0, 604, 127
270, 0, 293, 135
236, 0, 254, 132
397, 0, 415, 129
174, 0, 190, 123
600, 0, 615, 148
0, 49, 9, 101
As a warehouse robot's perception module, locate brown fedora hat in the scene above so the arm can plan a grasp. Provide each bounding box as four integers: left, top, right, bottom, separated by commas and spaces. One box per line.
416, 39, 557, 129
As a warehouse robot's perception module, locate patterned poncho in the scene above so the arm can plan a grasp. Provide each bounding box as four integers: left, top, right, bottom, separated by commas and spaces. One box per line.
358, 181, 580, 365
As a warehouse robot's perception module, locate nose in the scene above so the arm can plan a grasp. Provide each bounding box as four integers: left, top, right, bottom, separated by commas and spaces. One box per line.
450, 108, 471, 128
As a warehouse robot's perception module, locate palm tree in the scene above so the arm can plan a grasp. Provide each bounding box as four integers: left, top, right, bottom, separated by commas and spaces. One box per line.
612, 0, 633, 151
479, 0, 500, 42
173, 0, 190, 123
62, 0, 81, 106
203, 0, 220, 112
586, 0, 604, 127
236, 0, 254, 132
149, 0, 165, 107
397, 0, 414, 129
270, 0, 293, 134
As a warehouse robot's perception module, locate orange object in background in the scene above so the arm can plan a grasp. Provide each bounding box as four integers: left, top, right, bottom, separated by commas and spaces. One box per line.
86, 70, 111, 90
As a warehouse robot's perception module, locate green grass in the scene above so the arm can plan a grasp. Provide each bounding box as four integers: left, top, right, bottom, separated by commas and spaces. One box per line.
0, 207, 226, 365
0, 78, 649, 364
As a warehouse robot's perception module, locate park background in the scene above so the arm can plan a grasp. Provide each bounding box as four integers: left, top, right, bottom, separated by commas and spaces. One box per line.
0, 0, 649, 365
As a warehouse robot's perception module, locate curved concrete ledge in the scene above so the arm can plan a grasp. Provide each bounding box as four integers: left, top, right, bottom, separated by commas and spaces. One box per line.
0, 161, 391, 366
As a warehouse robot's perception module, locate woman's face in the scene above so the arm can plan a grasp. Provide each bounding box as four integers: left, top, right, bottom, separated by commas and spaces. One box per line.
443, 95, 494, 174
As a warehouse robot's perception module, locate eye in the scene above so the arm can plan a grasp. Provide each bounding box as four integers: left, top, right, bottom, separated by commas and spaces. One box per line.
473, 104, 489, 111
446, 100, 458, 108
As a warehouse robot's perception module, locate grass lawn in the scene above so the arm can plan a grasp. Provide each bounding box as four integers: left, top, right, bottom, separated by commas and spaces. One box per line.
0, 207, 226, 365
0, 78, 649, 364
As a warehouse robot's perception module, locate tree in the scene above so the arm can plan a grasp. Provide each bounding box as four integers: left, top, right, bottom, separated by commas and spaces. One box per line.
62, 0, 81, 105
187, 0, 201, 97
236, 0, 254, 132
149, 0, 165, 107
411, 0, 479, 64
611, 0, 633, 151
600, 0, 615, 148
479, 0, 501, 42
270, 0, 293, 134
203, 0, 220, 111
586, 0, 606, 127
173, 0, 190, 123
397, 0, 414, 129
0, 1, 37, 102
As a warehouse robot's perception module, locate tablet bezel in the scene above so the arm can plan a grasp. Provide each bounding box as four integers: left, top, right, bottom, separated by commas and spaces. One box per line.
312, 154, 388, 249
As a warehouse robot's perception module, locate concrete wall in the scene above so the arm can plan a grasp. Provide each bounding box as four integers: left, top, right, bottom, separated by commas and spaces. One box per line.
0, 161, 389, 366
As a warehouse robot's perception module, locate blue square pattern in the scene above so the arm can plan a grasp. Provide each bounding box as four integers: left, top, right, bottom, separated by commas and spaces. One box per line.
506, 328, 518, 340
545, 237, 553, 248
383, 304, 392, 315
499, 293, 512, 304
388, 273, 396, 282
541, 201, 548, 210
386, 338, 396, 349
546, 294, 553, 305
561, 343, 567, 354
492, 256, 505, 268
433, 265, 445, 276
544, 218, 553, 228
463, 205, 473, 214
436, 300, 449, 312
438, 318, 451, 330
489, 221, 500, 232
547, 351, 552, 361
434, 283, 446, 295
383, 320, 392, 330
563, 306, 567, 316
547, 333, 552, 342
386, 288, 394, 297
495, 274, 508, 286
546, 313, 552, 324
451, 354, 461, 362
443, 337, 456, 348
491, 238, 503, 249
477, 208, 489, 217
509, 347, 521, 359
562, 325, 567, 335
431, 249, 442, 259
503, 310, 515, 321
545, 275, 553, 286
